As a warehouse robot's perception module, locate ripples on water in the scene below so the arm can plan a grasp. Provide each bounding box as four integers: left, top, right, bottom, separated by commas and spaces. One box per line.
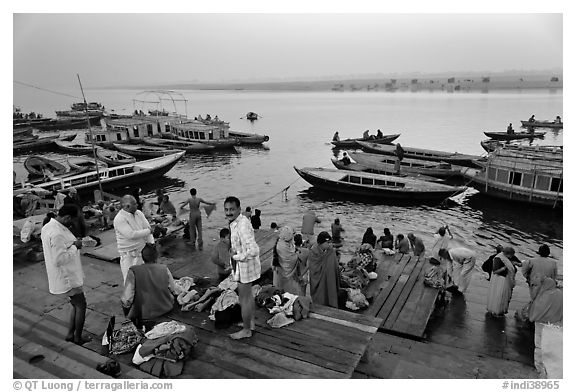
13, 89, 563, 276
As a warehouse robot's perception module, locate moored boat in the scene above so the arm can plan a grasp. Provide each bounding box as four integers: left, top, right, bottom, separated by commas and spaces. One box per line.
14, 152, 185, 196
356, 141, 484, 168
54, 139, 96, 154
461, 146, 563, 208
294, 167, 467, 201
142, 137, 215, 152
66, 156, 108, 173
520, 120, 563, 129
35, 116, 100, 131
246, 112, 259, 120
484, 131, 546, 141
96, 148, 137, 166
348, 151, 462, 179
227, 130, 270, 145
330, 158, 446, 183
24, 156, 68, 178
55, 102, 106, 118
13, 134, 75, 154
331, 133, 401, 148
113, 143, 185, 159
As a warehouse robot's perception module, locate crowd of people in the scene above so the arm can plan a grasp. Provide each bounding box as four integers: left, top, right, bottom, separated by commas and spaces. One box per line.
38, 185, 561, 347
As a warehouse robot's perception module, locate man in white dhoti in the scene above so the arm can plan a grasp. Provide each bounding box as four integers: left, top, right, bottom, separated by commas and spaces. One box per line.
114, 195, 155, 283
438, 247, 476, 294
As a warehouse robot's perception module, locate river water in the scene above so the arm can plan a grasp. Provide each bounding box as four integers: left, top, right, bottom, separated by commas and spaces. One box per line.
13, 88, 564, 276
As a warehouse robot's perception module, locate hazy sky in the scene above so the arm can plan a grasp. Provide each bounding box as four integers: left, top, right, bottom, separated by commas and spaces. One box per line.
13, 13, 563, 88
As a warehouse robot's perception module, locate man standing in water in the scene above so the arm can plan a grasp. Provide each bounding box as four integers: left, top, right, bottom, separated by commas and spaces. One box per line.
302, 210, 321, 245
181, 188, 216, 251
225, 196, 260, 340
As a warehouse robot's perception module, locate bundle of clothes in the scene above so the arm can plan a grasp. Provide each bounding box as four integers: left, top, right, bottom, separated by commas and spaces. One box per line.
339, 244, 378, 310
255, 284, 312, 328
131, 320, 199, 378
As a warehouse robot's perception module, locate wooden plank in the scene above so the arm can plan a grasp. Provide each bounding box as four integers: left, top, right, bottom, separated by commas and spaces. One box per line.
365, 254, 412, 317
168, 310, 360, 375
309, 313, 378, 334
375, 255, 419, 323
383, 257, 427, 330
311, 304, 383, 329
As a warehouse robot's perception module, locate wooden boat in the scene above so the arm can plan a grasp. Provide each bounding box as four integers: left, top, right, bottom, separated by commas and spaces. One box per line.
13, 134, 75, 154
13, 128, 34, 139
227, 130, 270, 145
13, 117, 53, 130
295, 167, 466, 201
356, 141, 483, 168
348, 151, 462, 179
14, 152, 185, 196
66, 156, 108, 173
54, 139, 96, 154
330, 158, 446, 183
34, 116, 100, 131
483, 131, 546, 141
461, 146, 563, 208
331, 133, 401, 148
24, 156, 68, 177
113, 143, 185, 159
55, 102, 106, 118
96, 148, 137, 166
142, 137, 215, 152
246, 112, 259, 120
520, 120, 563, 129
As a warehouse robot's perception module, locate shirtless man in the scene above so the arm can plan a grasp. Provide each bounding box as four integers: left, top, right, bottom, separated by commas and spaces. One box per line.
180, 188, 216, 250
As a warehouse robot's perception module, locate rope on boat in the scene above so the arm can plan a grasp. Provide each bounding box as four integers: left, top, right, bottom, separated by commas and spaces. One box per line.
14, 80, 80, 100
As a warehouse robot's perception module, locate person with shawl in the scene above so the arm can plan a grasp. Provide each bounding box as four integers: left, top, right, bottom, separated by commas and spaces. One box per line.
522, 244, 557, 299
486, 247, 517, 317
361, 227, 377, 248
528, 276, 562, 324
273, 226, 304, 295
308, 232, 341, 308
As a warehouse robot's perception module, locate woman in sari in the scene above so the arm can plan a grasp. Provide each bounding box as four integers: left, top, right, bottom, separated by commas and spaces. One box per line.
528, 276, 562, 324
273, 226, 304, 295
309, 231, 341, 308
486, 247, 517, 316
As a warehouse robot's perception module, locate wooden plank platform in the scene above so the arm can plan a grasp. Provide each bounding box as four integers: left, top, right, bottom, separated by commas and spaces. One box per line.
14, 240, 381, 379
362, 253, 440, 338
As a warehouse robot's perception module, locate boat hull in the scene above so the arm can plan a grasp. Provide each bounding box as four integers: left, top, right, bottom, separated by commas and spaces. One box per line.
484, 131, 546, 141
113, 143, 185, 158
295, 167, 466, 201
331, 134, 400, 148
142, 138, 215, 152
14, 153, 185, 196
96, 149, 137, 166
228, 131, 270, 145
330, 158, 445, 183
13, 135, 62, 154
520, 120, 563, 129
54, 139, 95, 154
35, 117, 100, 131
24, 156, 67, 177
462, 168, 562, 208
357, 141, 483, 168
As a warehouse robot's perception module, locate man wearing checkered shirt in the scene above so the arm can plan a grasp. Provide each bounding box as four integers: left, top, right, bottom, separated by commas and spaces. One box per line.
225, 196, 261, 340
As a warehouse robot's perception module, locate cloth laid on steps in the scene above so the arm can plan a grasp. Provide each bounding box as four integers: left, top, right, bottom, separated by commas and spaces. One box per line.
177, 289, 199, 306
255, 284, 285, 308
218, 275, 238, 291
269, 292, 299, 316
345, 288, 369, 310
174, 277, 195, 293
110, 321, 145, 355
267, 312, 295, 328
145, 320, 186, 340
209, 289, 239, 320
135, 324, 198, 378
424, 264, 447, 289
181, 286, 221, 312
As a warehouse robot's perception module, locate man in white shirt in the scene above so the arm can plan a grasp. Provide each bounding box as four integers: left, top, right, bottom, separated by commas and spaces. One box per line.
114, 195, 155, 283
41, 205, 90, 345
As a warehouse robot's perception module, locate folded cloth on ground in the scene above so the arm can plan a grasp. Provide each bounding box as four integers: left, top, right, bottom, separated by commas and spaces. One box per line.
267, 312, 295, 328
382, 248, 396, 255
177, 289, 199, 306
181, 286, 221, 312
269, 292, 299, 316
218, 275, 238, 291
345, 288, 369, 310
209, 289, 239, 320
423, 265, 446, 289
111, 321, 144, 355
145, 320, 187, 340
132, 343, 154, 365
174, 277, 195, 294
255, 285, 285, 308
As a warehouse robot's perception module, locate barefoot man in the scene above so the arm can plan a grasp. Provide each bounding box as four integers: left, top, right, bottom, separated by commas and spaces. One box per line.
225, 196, 260, 340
